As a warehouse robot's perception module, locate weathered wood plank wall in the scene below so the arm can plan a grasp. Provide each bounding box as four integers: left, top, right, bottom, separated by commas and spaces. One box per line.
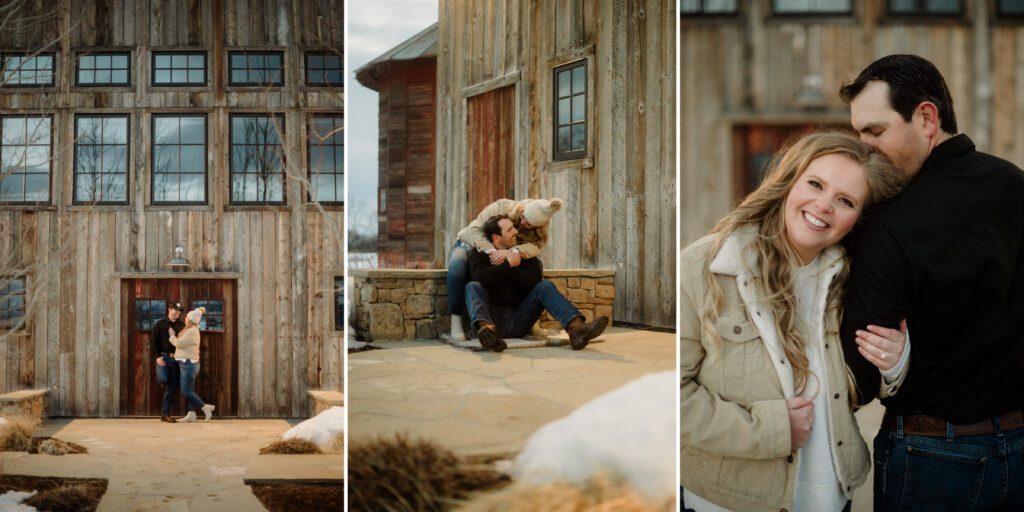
0, 0, 343, 417
680, 0, 1024, 247
435, 0, 676, 328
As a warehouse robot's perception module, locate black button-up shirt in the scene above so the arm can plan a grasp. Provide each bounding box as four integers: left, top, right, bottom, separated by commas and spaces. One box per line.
152, 317, 185, 357
840, 134, 1024, 424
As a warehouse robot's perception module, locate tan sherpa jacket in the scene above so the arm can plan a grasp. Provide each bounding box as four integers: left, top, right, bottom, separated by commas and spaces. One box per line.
679, 227, 884, 512
170, 327, 201, 362
457, 198, 549, 258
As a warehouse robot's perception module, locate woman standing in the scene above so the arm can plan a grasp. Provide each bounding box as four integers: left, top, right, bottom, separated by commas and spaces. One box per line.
169, 307, 216, 423
680, 131, 909, 511
447, 197, 562, 341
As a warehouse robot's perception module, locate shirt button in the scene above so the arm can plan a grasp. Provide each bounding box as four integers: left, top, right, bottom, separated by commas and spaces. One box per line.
787, 454, 794, 463
837, 440, 843, 446
733, 325, 742, 335
833, 393, 840, 399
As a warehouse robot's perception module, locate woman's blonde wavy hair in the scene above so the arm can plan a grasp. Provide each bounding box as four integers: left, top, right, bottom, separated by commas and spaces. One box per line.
701, 130, 904, 403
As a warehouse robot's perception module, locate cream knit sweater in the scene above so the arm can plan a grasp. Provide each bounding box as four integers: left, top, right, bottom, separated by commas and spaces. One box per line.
169, 327, 201, 362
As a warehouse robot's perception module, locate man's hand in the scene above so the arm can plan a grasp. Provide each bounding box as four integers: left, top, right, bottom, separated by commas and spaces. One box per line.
787, 396, 814, 450
156, 357, 166, 367
489, 249, 509, 265
507, 250, 522, 267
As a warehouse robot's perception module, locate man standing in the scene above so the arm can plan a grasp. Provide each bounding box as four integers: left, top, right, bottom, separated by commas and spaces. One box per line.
465, 214, 609, 352
839, 54, 1024, 510
152, 302, 185, 423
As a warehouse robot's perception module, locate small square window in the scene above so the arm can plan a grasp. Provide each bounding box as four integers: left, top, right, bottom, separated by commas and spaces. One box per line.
2, 53, 55, 87
888, 0, 961, 15
553, 60, 588, 160
773, 0, 852, 14
229, 51, 284, 86
191, 300, 224, 332
134, 299, 166, 331
681, 0, 738, 15
152, 52, 206, 86
305, 52, 342, 86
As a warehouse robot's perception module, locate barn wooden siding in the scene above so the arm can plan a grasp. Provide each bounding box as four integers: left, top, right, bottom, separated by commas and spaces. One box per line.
0, 0, 343, 417
434, 0, 677, 328
680, 0, 1024, 246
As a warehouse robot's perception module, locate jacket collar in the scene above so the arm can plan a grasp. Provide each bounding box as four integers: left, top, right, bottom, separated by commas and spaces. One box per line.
708, 224, 844, 277
917, 133, 973, 179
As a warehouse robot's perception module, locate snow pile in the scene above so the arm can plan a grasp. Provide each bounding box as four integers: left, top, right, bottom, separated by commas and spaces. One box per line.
283, 406, 345, 448
0, 417, 7, 427
510, 370, 676, 503
0, 490, 37, 511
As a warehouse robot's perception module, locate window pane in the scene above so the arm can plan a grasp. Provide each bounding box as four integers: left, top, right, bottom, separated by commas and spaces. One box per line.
325, 55, 341, 69
177, 173, 203, 202
1002, 0, 1024, 14
102, 146, 126, 173
24, 174, 47, 200
155, 70, 170, 83
325, 70, 342, 85
104, 174, 126, 201
260, 173, 283, 202
25, 146, 49, 172
27, 117, 50, 144
248, 54, 263, 68
557, 126, 570, 153
267, 54, 281, 68
155, 55, 171, 68
171, 69, 188, 83
172, 54, 187, 67
571, 124, 586, 151
308, 70, 323, 84
188, 55, 204, 68
3, 118, 26, 144
0, 176, 23, 201
231, 54, 246, 68
266, 70, 282, 84
572, 95, 585, 123
76, 173, 98, 202
310, 146, 330, 173
572, 65, 585, 94
76, 146, 100, 173
96, 55, 111, 68
179, 145, 204, 172
112, 70, 128, 84
557, 69, 570, 97
926, 0, 959, 12
180, 116, 205, 144
80, 56, 95, 69
154, 145, 178, 173
153, 173, 175, 201
103, 118, 128, 143
153, 118, 178, 144
112, 55, 128, 68
558, 98, 570, 125
308, 54, 323, 68
335, 146, 343, 169
188, 70, 203, 83
96, 70, 111, 83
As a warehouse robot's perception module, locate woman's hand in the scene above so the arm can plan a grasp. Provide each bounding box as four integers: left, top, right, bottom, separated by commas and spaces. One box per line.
787, 396, 814, 450
855, 319, 908, 372
155, 357, 165, 366
489, 249, 509, 265
168, 327, 175, 337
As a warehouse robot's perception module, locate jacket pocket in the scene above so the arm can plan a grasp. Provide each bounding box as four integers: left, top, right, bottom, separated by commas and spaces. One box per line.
718, 453, 786, 501
715, 317, 767, 386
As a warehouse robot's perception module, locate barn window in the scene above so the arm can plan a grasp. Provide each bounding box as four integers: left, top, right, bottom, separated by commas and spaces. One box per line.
772, 0, 852, 14
1, 53, 55, 87
74, 115, 129, 204
680, 0, 738, 14
0, 115, 51, 204
888, 0, 961, 15
0, 277, 26, 330
553, 59, 587, 161
306, 53, 342, 86
999, 0, 1024, 16
309, 116, 343, 204
152, 52, 206, 86
334, 277, 344, 331
229, 114, 285, 204
77, 53, 131, 86
134, 299, 166, 331
152, 114, 207, 204
229, 51, 284, 86
191, 300, 224, 332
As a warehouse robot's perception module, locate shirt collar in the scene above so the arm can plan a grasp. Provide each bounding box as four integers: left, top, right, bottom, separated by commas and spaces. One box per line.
917, 133, 974, 179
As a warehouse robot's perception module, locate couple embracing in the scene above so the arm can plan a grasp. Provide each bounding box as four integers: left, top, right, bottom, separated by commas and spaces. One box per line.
152, 303, 216, 423
681, 55, 1024, 511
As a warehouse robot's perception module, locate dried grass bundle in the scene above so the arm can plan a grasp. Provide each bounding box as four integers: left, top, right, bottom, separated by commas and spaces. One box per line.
24, 484, 100, 512
0, 415, 39, 452
259, 438, 322, 455
456, 476, 670, 512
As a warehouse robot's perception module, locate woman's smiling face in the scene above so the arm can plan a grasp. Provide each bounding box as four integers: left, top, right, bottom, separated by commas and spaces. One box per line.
784, 153, 869, 265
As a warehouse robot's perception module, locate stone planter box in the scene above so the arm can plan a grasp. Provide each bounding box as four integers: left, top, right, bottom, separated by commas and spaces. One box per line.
307, 390, 344, 416
350, 268, 615, 341
0, 389, 48, 421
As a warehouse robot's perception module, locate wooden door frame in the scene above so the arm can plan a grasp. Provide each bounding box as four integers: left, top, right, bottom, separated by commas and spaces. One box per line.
462, 73, 521, 216
116, 272, 240, 417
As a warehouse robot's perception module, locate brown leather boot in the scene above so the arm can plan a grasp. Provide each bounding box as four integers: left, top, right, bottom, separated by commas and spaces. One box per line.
476, 322, 507, 353
566, 316, 609, 350
160, 415, 176, 423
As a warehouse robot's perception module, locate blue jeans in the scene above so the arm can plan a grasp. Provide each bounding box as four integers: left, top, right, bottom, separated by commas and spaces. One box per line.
465, 280, 581, 338
446, 240, 471, 316
178, 360, 206, 412
159, 356, 180, 416
873, 416, 1024, 511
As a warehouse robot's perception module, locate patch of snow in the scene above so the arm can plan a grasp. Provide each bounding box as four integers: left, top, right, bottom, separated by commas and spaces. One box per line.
209, 466, 247, 476
0, 490, 37, 511
510, 370, 676, 504
283, 406, 345, 448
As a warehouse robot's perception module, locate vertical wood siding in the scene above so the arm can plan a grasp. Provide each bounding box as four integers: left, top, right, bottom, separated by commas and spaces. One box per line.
0, 0, 343, 417
435, 0, 676, 328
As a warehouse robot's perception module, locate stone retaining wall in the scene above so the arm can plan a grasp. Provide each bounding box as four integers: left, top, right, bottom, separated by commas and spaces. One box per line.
350, 269, 615, 341
0, 390, 48, 421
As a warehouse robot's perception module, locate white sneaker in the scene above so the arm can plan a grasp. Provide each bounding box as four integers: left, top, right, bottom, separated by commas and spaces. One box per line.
179, 411, 197, 423
202, 404, 215, 421
450, 315, 466, 342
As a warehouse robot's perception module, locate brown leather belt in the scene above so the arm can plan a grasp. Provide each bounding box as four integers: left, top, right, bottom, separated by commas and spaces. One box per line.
881, 409, 1024, 437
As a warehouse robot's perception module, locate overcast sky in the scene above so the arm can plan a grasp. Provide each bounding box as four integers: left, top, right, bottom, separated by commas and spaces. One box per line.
348, 0, 438, 237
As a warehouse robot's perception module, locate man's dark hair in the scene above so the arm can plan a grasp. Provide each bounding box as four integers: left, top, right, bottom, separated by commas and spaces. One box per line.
839, 54, 957, 134
483, 214, 511, 243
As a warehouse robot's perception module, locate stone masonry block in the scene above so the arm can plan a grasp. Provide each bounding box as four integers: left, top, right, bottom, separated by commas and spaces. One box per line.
598, 277, 615, 284
405, 295, 434, 316
416, 319, 437, 339
567, 277, 581, 288
595, 305, 613, 320
389, 287, 411, 304
435, 296, 448, 315
405, 320, 417, 340
580, 278, 597, 291
595, 285, 615, 299
592, 297, 614, 305
361, 285, 377, 304
413, 279, 436, 295
568, 288, 590, 303
368, 303, 405, 340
